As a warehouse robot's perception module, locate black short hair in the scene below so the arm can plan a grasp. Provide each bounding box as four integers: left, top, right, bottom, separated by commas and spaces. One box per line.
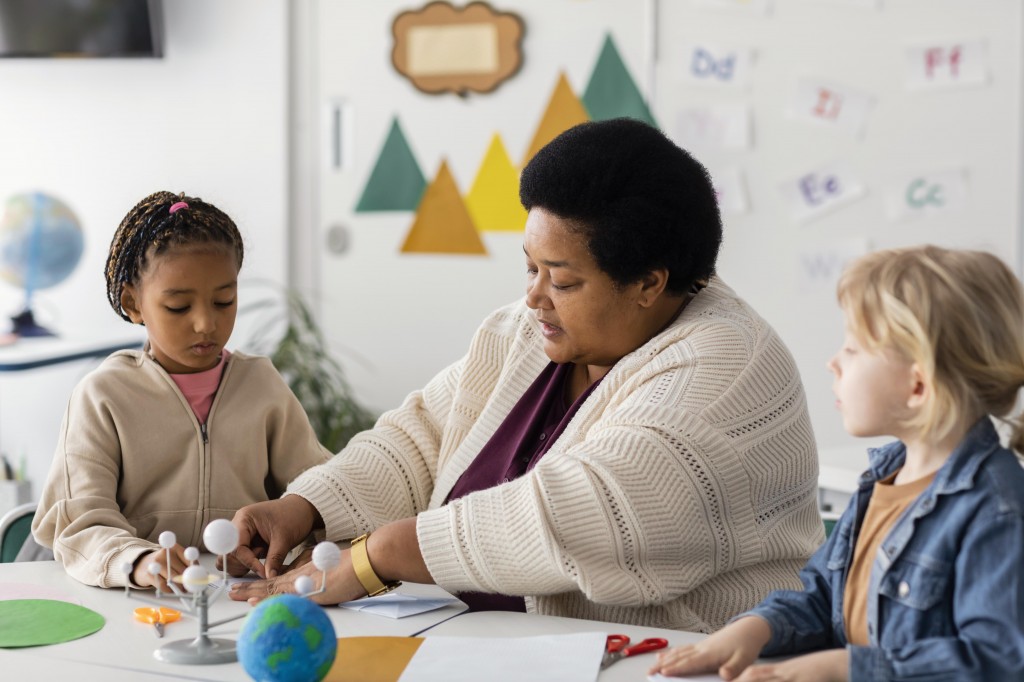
519, 118, 722, 295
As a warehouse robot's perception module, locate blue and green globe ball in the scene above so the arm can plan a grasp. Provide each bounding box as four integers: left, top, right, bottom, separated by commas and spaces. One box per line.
237, 594, 337, 682
0, 192, 83, 291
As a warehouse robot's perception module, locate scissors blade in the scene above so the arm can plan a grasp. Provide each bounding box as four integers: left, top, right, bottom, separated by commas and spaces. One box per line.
600, 651, 622, 670
153, 621, 165, 638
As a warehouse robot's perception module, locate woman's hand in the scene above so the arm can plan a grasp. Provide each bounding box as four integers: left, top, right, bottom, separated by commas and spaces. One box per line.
214, 551, 253, 578
732, 649, 848, 682
229, 517, 434, 604
229, 495, 321, 578
648, 616, 772, 680
132, 545, 189, 591
228, 544, 369, 606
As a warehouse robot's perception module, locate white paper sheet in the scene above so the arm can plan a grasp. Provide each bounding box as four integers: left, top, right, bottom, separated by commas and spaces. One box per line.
338, 592, 460, 619
398, 632, 605, 682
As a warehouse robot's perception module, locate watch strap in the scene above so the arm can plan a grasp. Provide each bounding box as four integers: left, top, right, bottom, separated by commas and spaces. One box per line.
350, 532, 400, 597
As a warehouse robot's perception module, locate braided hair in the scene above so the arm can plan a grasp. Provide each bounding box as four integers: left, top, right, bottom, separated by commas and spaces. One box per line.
105, 191, 244, 322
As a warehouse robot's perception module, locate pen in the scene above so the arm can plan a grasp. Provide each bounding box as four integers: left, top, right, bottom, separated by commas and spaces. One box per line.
0, 455, 12, 481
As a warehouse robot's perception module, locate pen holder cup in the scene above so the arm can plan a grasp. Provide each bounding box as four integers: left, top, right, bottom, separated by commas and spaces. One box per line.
0, 479, 31, 515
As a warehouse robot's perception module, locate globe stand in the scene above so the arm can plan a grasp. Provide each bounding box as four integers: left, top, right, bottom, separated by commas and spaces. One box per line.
9, 308, 54, 337
122, 520, 341, 666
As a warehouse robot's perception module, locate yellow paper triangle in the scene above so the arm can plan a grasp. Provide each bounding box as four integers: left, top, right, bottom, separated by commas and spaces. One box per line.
401, 160, 488, 255
325, 636, 423, 682
466, 134, 528, 232
522, 72, 590, 166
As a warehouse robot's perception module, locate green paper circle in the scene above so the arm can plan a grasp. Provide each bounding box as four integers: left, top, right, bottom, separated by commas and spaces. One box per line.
0, 599, 105, 648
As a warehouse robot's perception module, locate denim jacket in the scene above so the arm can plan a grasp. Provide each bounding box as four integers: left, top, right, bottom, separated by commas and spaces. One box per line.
744, 418, 1024, 681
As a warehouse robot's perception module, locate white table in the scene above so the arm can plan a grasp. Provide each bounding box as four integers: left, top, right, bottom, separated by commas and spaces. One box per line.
424, 610, 716, 682
2, 559, 728, 681
0, 560, 466, 681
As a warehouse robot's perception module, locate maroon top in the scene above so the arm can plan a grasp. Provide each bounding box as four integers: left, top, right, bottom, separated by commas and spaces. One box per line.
445, 361, 603, 612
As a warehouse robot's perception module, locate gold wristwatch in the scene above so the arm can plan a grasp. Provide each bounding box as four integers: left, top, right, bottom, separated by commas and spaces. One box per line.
350, 532, 401, 597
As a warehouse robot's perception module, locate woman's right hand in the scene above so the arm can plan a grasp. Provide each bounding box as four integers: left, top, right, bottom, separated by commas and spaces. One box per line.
229, 495, 320, 579
647, 616, 772, 680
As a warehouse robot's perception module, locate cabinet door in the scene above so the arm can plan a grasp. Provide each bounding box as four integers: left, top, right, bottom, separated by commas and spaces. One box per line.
310, 1, 649, 411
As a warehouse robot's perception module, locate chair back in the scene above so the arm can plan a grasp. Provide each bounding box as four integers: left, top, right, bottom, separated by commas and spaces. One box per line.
0, 502, 36, 563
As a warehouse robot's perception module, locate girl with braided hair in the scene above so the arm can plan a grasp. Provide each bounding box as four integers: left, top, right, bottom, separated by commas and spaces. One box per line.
32, 191, 330, 589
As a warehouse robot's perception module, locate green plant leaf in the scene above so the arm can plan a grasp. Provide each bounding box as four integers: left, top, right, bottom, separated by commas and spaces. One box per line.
240, 283, 376, 453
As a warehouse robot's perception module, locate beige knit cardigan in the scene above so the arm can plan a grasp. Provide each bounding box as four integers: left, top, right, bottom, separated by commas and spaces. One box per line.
288, 277, 823, 631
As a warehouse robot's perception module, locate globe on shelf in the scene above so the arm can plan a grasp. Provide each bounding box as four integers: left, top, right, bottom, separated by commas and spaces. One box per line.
0, 191, 84, 337
237, 594, 337, 682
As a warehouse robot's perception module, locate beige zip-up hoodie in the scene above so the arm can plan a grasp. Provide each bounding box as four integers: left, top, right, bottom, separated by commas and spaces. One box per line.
33, 349, 331, 587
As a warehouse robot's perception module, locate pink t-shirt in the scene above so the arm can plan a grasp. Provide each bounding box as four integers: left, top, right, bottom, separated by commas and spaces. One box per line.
169, 350, 230, 424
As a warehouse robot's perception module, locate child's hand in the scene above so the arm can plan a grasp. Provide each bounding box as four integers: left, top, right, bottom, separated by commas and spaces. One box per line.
648, 616, 772, 680
731, 649, 848, 682
133, 545, 189, 591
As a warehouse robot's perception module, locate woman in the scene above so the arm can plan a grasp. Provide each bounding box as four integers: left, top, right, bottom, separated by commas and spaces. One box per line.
229, 118, 823, 632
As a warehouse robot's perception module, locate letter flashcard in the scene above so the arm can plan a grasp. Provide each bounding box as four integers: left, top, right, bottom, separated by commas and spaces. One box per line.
905, 41, 989, 90
884, 169, 968, 221
690, 0, 772, 14
780, 161, 866, 222
710, 167, 749, 214
675, 105, 752, 150
680, 42, 754, 89
790, 79, 873, 137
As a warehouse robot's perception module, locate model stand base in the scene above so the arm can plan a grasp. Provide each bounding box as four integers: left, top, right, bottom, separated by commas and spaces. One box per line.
154, 635, 237, 665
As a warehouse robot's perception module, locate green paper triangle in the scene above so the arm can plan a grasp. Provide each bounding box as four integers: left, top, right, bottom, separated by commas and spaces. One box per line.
582, 34, 657, 127
356, 118, 427, 212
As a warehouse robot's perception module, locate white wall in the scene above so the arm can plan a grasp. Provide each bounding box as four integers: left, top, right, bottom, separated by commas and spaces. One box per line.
0, 1, 289, 498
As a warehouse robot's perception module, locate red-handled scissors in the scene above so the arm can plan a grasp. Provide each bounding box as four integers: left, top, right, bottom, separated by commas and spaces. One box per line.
601, 633, 669, 669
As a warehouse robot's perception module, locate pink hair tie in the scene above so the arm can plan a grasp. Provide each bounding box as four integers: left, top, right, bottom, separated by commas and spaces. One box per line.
169, 201, 189, 214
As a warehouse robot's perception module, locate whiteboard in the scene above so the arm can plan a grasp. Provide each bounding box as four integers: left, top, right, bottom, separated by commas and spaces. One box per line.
306, 1, 1022, 471
652, 0, 1022, 467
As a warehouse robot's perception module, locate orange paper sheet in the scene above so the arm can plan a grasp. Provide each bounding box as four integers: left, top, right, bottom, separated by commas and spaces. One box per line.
324, 636, 424, 682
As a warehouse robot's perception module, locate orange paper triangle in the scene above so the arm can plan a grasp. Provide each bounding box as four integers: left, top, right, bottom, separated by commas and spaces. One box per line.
401, 160, 488, 255
522, 72, 590, 166
466, 134, 528, 232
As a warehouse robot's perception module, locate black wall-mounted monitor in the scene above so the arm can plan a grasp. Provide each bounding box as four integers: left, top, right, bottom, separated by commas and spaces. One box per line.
0, 0, 163, 58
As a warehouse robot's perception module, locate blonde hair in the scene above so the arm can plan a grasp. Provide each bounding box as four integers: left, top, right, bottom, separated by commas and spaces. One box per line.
837, 245, 1024, 453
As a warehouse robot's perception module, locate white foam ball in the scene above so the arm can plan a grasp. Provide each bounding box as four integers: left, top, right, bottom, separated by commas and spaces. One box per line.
158, 531, 176, 549
147, 562, 162, 576
312, 542, 342, 571
120, 562, 134, 576
182, 565, 209, 593
183, 546, 200, 563
203, 519, 240, 556
294, 575, 315, 596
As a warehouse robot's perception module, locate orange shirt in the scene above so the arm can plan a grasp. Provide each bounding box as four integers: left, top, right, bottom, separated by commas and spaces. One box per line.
843, 470, 936, 645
